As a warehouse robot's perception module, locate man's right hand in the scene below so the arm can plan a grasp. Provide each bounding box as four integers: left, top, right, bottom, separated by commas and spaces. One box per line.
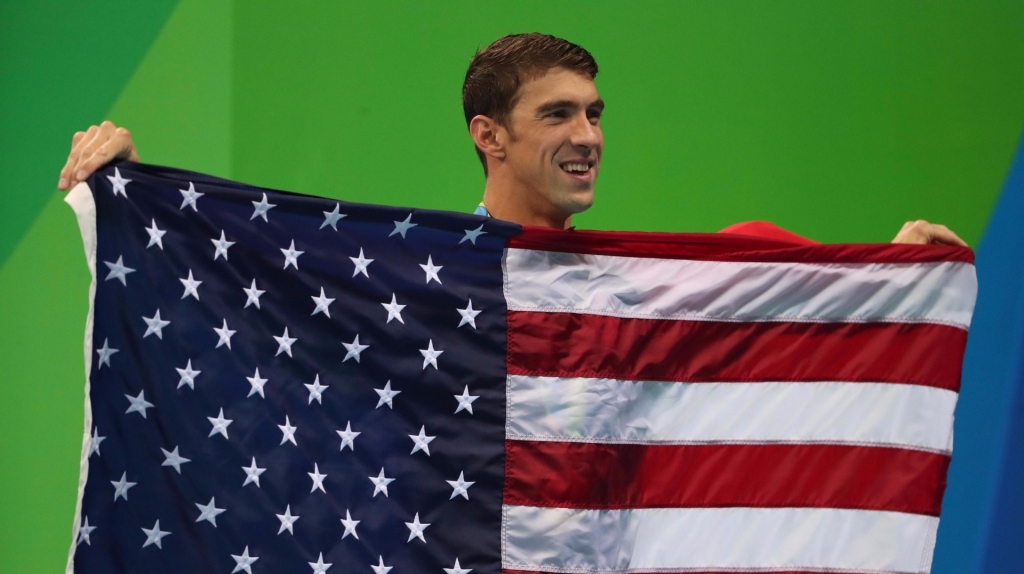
57, 121, 139, 191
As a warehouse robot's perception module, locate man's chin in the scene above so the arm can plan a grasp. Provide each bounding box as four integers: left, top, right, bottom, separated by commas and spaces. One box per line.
557, 188, 595, 215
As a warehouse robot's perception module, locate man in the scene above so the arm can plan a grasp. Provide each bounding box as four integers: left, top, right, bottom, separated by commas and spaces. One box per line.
55, 33, 966, 246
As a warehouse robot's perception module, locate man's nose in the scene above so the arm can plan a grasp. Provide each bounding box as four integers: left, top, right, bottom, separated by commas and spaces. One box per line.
569, 113, 601, 150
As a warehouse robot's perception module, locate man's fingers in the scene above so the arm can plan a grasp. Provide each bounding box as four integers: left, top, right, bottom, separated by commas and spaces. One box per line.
68, 126, 106, 186
891, 220, 968, 247
58, 131, 88, 190
69, 122, 117, 187
59, 122, 139, 192
59, 125, 98, 190
929, 224, 968, 247
76, 131, 135, 183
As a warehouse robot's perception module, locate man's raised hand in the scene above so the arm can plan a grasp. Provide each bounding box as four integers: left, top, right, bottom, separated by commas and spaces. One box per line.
891, 220, 968, 247
57, 121, 139, 191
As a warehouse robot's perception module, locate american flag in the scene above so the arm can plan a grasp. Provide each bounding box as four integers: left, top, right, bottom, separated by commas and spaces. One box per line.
66, 162, 976, 574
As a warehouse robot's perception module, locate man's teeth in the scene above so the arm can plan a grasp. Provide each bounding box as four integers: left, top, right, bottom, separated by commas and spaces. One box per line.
562, 163, 589, 173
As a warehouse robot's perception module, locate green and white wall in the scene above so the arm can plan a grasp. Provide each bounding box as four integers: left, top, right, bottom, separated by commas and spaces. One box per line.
2, 2, 1023, 572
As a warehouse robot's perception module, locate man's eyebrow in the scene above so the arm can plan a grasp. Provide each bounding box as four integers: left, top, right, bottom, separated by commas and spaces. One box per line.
535, 100, 578, 115
535, 98, 606, 115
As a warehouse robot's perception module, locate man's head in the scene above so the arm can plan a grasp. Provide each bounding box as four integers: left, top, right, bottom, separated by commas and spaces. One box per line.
463, 34, 603, 227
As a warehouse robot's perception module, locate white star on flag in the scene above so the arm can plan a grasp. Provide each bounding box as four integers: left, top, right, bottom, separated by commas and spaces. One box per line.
279, 415, 298, 445
195, 496, 226, 527
350, 248, 373, 278
281, 239, 304, 269
381, 293, 406, 324
176, 359, 201, 390
242, 457, 265, 488
125, 390, 155, 418
321, 203, 346, 230
310, 553, 332, 574
145, 219, 166, 249
161, 446, 191, 473
444, 558, 472, 574
207, 408, 233, 439
337, 421, 360, 451
142, 309, 171, 339
371, 556, 392, 574
390, 213, 417, 238
306, 374, 328, 404
348, 247, 372, 278
179, 270, 202, 300
277, 504, 300, 535
250, 192, 276, 221
447, 471, 475, 500
179, 182, 204, 211
96, 338, 118, 369
246, 367, 268, 398
243, 279, 265, 309
409, 425, 436, 456
405, 512, 431, 543
104, 255, 135, 285
374, 381, 401, 409
311, 287, 335, 318
420, 339, 443, 370
214, 319, 236, 349
341, 509, 360, 539
343, 334, 369, 362
369, 467, 395, 498
457, 299, 481, 329
212, 230, 235, 261
77, 516, 97, 546
107, 167, 131, 197
141, 520, 170, 549
88, 427, 106, 457
111, 471, 137, 501
420, 255, 443, 284
231, 546, 259, 574
274, 327, 297, 357
460, 224, 487, 244
454, 386, 479, 414
308, 463, 328, 493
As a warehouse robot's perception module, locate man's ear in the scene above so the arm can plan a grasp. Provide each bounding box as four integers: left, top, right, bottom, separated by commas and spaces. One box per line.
469, 115, 506, 161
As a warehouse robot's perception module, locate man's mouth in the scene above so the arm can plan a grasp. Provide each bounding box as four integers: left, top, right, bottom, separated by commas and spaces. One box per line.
559, 160, 596, 180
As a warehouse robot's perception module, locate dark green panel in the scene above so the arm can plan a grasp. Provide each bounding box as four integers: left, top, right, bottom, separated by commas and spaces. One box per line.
0, 0, 180, 265
232, 1, 1024, 244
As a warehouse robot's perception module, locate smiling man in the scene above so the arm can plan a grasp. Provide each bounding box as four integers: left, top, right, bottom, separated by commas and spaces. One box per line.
462, 35, 603, 229
56, 33, 965, 245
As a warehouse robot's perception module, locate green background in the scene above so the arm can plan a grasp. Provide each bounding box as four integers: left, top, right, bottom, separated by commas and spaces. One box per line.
2, 1, 1023, 572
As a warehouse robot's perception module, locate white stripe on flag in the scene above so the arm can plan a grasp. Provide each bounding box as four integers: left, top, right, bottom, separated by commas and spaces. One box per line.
64, 183, 99, 574
502, 505, 937, 573
507, 376, 957, 453
504, 248, 977, 329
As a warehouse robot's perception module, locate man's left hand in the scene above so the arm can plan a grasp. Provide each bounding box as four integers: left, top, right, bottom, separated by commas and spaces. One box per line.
892, 220, 968, 247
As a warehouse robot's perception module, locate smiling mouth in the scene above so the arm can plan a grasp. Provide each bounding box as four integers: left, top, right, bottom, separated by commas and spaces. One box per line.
560, 160, 596, 176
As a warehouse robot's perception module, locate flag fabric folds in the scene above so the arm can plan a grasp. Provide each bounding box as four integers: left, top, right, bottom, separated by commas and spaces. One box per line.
66, 162, 977, 574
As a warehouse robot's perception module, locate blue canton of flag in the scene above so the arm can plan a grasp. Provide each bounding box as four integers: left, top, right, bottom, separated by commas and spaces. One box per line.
68, 162, 518, 574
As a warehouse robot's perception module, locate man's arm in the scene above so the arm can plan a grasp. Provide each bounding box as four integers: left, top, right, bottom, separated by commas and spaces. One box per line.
53, 124, 970, 248
723, 219, 968, 247
57, 120, 138, 191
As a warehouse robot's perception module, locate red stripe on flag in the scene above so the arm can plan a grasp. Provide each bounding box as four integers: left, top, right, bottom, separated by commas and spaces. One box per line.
507, 311, 965, 390
511, 226, 975, 264
504, 440, 948, 516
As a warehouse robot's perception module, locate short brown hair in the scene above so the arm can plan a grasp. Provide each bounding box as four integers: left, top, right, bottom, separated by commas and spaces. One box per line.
462, 33, 599, 175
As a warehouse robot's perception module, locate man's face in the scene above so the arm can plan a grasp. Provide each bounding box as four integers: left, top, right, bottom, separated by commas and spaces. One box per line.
502, 67, 604, 219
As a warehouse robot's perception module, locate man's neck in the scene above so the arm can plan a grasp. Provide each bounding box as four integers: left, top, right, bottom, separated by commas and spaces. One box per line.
481, 177, 571, 229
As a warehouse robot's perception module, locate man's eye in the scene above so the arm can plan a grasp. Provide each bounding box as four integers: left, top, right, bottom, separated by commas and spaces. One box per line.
548, 111, 568, 118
